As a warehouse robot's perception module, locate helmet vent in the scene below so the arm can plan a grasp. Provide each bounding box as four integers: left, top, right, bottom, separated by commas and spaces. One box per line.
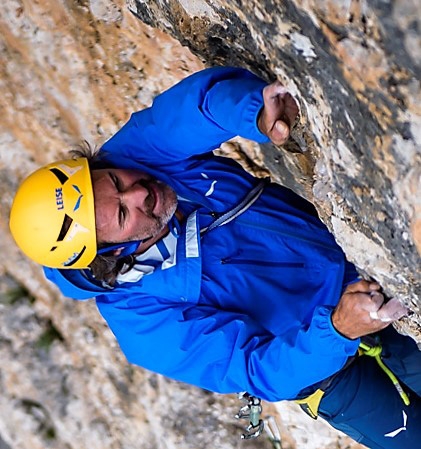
56, 214, 73, 242
50, 168, 69, 184
63, 246, 87, 267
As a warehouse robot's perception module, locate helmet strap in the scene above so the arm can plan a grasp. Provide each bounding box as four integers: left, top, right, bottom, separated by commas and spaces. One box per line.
96, 214, 180, 258
97, 240, 142, 257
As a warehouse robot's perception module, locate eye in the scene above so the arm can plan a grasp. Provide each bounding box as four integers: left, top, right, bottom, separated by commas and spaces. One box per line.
109, 172, 128, 228
110, 172, 122, 192
118, 204, 128, 228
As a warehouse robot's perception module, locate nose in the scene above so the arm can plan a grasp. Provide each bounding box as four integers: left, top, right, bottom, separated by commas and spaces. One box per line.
122, 182, 149, 211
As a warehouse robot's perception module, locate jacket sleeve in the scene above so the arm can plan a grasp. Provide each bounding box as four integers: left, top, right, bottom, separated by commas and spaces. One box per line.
100, 67, 270, 166
96, 294, 360, 402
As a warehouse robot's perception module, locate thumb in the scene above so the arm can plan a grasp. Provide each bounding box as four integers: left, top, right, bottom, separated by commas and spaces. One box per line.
376, 298, 408, 322
272, 120, 290, 144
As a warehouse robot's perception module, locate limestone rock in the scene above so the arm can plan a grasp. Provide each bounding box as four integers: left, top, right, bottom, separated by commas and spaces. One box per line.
0, 1, 419, 449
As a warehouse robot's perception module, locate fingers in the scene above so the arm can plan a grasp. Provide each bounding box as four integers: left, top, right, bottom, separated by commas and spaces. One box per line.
344, 280, 380, 294
272, 121, 290, 145
376, 298, 408, 322
263, 82, 299, 129
283, 93, 299, 127
333, 280, 407, 339
345, 291, 385, 316
259, 81, 299, 146
344, 281, 408, 322
368, 291, 384, 309
263, 81, 288, 101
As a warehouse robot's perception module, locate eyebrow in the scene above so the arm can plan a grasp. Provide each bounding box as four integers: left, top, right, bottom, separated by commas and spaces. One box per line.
108, 172, 128, 229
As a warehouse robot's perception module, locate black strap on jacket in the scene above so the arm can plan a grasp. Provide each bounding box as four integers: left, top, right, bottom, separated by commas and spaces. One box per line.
200, 178, 268, 236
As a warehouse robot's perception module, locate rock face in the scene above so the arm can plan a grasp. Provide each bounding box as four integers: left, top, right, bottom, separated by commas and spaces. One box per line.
0, 0, 419, 449
129, 0, 421, 338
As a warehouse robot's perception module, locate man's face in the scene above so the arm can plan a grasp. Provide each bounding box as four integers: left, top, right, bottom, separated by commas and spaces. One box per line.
91, 168, 178, 245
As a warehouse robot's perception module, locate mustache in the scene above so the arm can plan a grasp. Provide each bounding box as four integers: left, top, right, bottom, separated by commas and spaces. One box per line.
137, 179, 157, 218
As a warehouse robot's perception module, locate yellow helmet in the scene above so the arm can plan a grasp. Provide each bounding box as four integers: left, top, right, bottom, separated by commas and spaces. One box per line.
9, 158, 97, 269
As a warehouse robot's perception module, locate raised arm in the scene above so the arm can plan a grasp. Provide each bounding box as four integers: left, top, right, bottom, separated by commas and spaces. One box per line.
100, 67, 298, 166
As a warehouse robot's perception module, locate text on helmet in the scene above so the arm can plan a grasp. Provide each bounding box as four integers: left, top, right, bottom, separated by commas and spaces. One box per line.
56, 188, 64, 210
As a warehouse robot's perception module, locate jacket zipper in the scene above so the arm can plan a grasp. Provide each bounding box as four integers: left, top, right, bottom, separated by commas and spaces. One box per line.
234, 218, 341, 254
221, 258, 305, 268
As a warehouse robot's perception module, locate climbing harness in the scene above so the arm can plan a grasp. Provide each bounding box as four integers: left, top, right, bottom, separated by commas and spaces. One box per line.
296, 336, 410, 420
236, 335, 411, 441
295, 388, 327, 420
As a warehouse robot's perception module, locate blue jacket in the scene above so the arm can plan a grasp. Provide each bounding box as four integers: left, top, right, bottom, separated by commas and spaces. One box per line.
45, 67, 360, 401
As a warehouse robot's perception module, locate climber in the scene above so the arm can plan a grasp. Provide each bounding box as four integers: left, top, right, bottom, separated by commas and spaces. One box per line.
9, 66, 421, 448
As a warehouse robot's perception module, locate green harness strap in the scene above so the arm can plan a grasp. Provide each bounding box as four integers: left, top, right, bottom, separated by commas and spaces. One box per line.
296, 339, 410, 419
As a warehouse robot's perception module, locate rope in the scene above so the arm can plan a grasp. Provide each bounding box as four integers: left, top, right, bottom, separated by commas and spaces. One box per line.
359, 341, 410, 406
